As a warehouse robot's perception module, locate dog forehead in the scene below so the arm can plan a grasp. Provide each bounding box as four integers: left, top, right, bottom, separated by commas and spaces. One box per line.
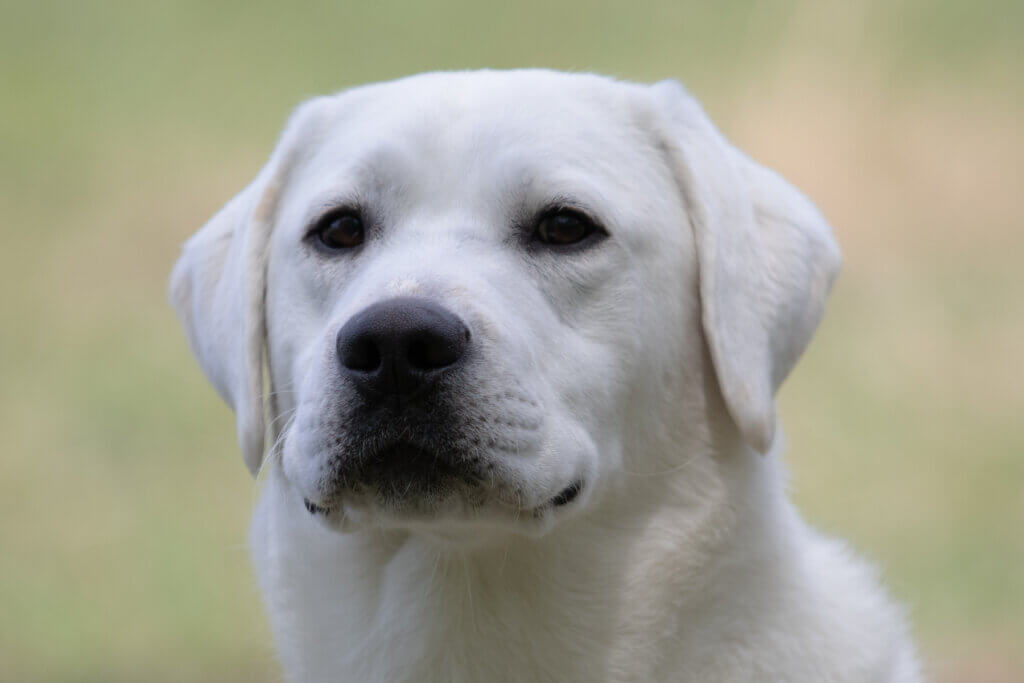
272, 70, 674, 249
345, 70, 639, 130
302, 70, 651, 182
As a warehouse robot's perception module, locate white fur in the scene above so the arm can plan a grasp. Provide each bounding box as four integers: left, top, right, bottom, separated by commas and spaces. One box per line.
172, 70, 921, 682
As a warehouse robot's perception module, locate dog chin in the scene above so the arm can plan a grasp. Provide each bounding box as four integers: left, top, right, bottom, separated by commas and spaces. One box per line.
300, 478, 585, 542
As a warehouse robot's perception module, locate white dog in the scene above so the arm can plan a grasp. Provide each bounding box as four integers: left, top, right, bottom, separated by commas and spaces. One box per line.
171, 70, 920, 682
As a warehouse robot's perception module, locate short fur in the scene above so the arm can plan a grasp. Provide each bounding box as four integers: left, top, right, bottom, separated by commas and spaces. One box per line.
171, 70, 921, 682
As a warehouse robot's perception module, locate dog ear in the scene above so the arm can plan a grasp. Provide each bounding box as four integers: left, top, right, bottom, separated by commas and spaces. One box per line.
170, 98, 328, 475
651, 80, 841, 454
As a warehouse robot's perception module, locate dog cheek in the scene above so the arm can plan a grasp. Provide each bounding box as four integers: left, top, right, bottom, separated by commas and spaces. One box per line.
279, 401, 333, 493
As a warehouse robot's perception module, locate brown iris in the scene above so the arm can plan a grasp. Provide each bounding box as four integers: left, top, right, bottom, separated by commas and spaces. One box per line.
314, 210, 364, 249
535, 209, 598, 246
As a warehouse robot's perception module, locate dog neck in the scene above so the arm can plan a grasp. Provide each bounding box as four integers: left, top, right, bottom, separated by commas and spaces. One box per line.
251, 444, 798, 683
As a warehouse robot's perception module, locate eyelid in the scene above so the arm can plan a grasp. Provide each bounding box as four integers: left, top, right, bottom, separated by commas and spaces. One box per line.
539, 200, 596, 221
536, 203, 607, 236
305, 204, 363, 238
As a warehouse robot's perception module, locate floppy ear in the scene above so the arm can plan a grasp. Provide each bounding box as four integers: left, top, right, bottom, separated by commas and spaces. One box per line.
170, 99, 327, 475
651, 80, 841, 454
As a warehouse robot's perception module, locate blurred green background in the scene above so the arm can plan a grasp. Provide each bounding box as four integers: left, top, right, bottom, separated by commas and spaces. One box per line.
2, 1, 1021, 681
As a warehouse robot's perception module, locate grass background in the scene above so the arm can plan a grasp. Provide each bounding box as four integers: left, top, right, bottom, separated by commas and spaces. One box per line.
1, 1, 1021, 681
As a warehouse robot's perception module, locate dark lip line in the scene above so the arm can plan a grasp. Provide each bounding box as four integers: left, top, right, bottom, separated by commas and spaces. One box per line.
549, 480, 583, 507
303, 499, 330, 515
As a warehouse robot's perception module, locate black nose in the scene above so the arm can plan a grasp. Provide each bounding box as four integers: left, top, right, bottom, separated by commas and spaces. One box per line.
336, 297, 471, 398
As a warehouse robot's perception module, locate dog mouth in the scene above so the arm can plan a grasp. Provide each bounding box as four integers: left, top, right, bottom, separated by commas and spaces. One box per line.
349, 441, 482, 498
303, 480, 584, 517
300, 440, 481, 517
304, 499, 331, 515
547, 480, 582, 507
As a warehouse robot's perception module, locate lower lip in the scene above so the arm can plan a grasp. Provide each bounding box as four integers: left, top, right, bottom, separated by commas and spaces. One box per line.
303, 480, 584, 517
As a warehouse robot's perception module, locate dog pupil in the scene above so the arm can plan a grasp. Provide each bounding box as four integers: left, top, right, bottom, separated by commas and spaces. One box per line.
545, 213, 587, 244
323, 214, 362, 248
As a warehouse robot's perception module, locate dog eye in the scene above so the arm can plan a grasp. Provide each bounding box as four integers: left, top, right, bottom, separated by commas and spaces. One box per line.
312, 210, 364, 250
535, 209, 599, 246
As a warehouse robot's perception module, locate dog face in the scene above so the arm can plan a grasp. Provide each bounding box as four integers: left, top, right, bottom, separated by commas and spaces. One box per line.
264, 73, 691, 533
171, 71, 839, 537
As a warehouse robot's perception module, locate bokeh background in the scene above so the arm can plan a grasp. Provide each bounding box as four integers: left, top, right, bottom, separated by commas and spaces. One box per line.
2, 1, 1021, 681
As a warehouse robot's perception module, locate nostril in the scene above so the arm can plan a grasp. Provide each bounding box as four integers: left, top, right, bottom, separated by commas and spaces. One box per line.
406, 328, 469, 371
339, 336, 381, 372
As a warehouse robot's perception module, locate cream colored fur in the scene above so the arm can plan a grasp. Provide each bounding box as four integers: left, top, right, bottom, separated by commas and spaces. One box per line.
172, 70, 921, 682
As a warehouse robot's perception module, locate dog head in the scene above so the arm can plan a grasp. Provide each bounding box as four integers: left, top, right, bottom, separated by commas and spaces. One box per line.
171, 71, 839, 536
